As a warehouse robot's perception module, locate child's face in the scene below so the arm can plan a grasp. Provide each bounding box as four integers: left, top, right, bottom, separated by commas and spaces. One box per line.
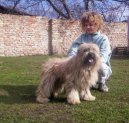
84, 21, 99, 34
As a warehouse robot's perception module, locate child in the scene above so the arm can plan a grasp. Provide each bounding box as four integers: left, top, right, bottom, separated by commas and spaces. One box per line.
68, 11, 112, 92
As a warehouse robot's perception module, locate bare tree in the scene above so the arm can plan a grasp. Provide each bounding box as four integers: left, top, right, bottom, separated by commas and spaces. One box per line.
83, 0, 90, 11
12, 0, 21, 9
45, 0, 72, 19
0, 0, 128, 21
112, 0, 129, 6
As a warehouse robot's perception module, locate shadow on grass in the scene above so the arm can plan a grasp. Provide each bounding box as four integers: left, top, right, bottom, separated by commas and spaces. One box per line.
0, 85, 67, 104
51, 95, 67, 104
0, 85, 36, 104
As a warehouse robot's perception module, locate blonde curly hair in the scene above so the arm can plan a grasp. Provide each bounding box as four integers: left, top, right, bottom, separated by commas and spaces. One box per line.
80, 11, 103, 32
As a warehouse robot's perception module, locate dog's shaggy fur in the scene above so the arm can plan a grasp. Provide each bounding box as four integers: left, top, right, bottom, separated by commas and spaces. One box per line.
36, 43, 101, 104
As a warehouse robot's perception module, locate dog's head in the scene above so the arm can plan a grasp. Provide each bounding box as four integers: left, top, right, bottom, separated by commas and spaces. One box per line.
77, 43, 100, 67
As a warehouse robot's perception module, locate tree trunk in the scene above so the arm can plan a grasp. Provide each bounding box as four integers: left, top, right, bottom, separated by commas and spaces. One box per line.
83, 0, 90, 11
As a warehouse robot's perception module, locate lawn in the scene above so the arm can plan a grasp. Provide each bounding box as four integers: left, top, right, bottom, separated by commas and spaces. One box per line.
0, 55, 129, 123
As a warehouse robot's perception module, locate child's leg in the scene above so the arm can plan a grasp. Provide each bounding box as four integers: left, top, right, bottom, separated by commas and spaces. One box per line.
99, 63, 112, 83
98, 63, 112, 92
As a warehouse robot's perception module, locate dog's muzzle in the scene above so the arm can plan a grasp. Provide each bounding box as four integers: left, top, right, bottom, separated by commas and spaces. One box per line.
83, 52, 96, 66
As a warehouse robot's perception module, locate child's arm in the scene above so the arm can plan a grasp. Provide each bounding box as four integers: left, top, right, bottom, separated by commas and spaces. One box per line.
100, 36, 112, 64
67, 35, 83, 57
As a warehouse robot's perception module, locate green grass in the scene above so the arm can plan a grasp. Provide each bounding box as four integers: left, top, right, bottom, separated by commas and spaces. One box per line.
0, 55, 129, 123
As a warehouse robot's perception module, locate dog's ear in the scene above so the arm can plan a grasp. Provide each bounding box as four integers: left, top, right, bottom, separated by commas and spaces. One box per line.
77, 42, 84, 54
80, 42, 85, 45
77, 43, 85, 54
77, 48, 81, 54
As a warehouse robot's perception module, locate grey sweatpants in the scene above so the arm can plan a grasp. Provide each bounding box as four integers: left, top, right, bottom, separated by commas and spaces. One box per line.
99, 63, 112, 84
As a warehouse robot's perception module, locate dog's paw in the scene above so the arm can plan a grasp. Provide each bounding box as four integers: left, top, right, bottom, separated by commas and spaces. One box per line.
51, 92, 58, 98
53, 92, 58, 97
36, 96, 50, 103
67, 97, 81, 105
83, 95, 96, 101
67, 89, 81, 105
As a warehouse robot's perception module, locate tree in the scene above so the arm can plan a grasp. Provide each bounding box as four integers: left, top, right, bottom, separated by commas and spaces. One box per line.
0, 0, 128, 21
112, 0, 129, 5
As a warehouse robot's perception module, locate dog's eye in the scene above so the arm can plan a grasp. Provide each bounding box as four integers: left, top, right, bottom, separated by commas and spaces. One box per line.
84, 49, 89, 52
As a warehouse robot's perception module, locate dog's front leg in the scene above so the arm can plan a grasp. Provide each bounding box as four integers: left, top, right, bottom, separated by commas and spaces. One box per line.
81, 87, 96, 101
66, 83, 81, 104
67, 88, 81, 104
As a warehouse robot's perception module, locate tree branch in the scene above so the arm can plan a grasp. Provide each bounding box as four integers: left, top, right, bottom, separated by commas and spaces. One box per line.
12, 0, 21, 9
61, 0, 72, 18
46, 0, 70, 19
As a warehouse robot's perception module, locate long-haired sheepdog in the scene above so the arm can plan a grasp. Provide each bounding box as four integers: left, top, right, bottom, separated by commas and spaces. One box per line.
36, 43, 101, 104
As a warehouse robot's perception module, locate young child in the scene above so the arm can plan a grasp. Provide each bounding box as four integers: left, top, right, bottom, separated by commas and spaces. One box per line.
68, 11, 112, 92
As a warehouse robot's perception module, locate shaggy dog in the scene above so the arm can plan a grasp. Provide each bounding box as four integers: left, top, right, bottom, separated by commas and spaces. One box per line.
36, 43, 101, 104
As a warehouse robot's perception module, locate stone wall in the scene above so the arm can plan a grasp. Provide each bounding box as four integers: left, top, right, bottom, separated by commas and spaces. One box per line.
0, 14, 128, 56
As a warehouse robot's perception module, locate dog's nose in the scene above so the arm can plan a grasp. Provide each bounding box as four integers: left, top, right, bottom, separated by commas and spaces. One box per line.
87, 52, 95, 58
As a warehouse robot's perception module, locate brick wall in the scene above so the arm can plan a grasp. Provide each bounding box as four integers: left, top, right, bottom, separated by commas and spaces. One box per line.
103, 22, 128, 48
51, 19, 81, 54
0, 14, 48, 56
0, 14, 128, 56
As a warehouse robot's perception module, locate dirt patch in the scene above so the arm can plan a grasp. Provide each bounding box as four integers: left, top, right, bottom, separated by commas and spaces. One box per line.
0, 89, 9, 96
19, 102, 76, 123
